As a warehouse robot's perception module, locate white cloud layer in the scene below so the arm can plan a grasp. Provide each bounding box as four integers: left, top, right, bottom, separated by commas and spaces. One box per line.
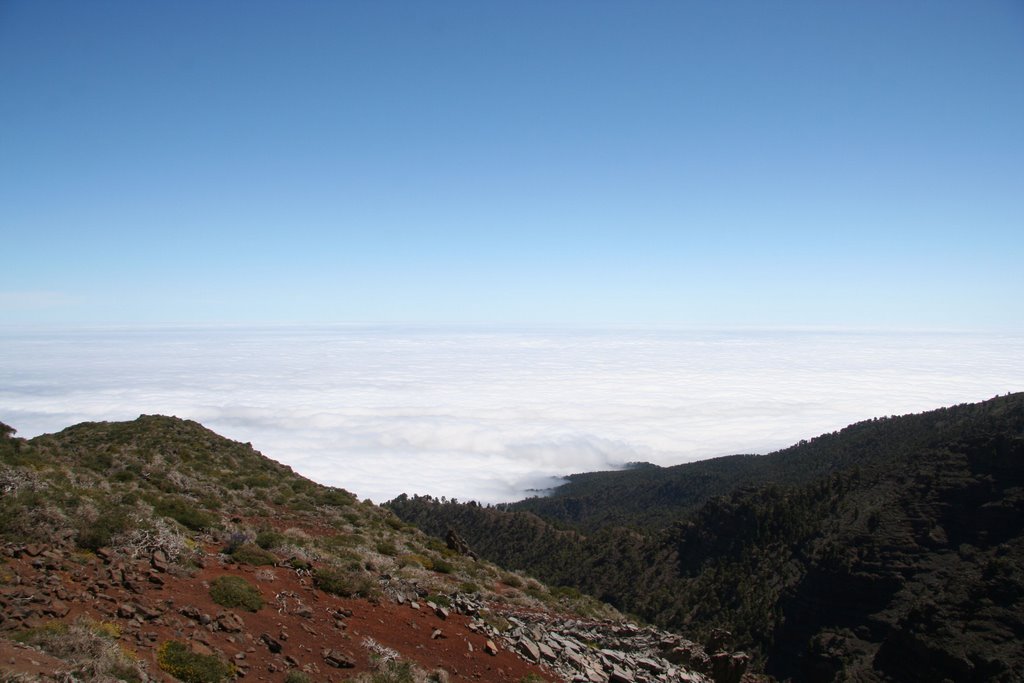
1, 326, 1022, 503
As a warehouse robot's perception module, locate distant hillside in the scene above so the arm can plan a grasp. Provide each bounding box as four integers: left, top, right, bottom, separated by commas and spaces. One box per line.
507, 396, 1024, 532
388, 394, 1024, 682
1, 415, 753, 683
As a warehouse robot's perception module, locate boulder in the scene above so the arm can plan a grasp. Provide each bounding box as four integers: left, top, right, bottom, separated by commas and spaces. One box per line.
216, 611, 244, 633
445, 529, 479, 560
710, 652, 749, 683
322, 648, 356, 668
517, 637, 541, 662
259, 633, 282, 654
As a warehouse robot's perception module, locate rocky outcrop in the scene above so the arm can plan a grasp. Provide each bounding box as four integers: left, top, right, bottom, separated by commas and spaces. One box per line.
443, 590, 750, 683
446, 528, 479, 560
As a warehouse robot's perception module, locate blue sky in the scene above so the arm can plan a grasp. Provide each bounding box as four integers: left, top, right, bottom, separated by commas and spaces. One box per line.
2, 1, 1022, 329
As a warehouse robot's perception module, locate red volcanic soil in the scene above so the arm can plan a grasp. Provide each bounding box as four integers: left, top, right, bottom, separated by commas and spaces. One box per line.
0, 543, 555, 682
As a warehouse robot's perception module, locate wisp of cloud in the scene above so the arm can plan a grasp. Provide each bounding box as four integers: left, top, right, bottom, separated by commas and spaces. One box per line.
1, 326, 1022, 503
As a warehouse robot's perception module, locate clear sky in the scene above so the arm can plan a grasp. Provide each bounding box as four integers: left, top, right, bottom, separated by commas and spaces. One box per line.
2, 1, 1022, 329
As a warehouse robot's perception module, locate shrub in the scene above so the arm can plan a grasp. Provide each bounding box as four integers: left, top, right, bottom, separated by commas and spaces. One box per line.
255, 529, 284, 549
14, 619, 143, 682
157, 640, 234, 683
229, 543, 277, 566
376, 541, 398, 556
12, 620, 68, 643
319, 488, 355, 507
284, 672, 311, 683
151, 495, 214, 531
76, 504, 131, 551
398, 554, 432, 570
320, 533, 361, 552
502, 572, 524, 588
209, 576, 263, 611
428, 594, 451, 608
431, 558, 454, 574
369, 659, 417, 683
314, 567, 376, 598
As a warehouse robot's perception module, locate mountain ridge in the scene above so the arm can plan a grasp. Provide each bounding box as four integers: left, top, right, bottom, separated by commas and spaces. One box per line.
388, 393, 1024, 682
0, 413, 753, 683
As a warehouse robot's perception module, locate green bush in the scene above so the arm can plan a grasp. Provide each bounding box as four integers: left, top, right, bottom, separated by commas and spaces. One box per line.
229, 543, 277, 566
398, 554, 432, 570
151, 495, 214, 531
157, 640, 234, 683
369, 660, 417, 683
255, 529, 284, 550
319, 488, 355, 507
76, 505, 131, 551
313, 567, 376, 598
376, 541, 399, 556
320, 533, 361, 552
428, 594, 451, 608
208, 576, 263, 612
502, 573, 523, 588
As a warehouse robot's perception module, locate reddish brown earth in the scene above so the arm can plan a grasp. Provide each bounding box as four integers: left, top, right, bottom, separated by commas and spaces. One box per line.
0, 542, 555, 682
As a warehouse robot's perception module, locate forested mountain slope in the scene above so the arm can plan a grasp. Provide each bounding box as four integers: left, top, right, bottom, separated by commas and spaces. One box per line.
506, 395, 1023, 532
388, 393, 1024, 682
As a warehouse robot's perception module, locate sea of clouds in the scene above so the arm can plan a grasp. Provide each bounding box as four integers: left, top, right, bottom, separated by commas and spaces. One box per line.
1, 326, 1022, 503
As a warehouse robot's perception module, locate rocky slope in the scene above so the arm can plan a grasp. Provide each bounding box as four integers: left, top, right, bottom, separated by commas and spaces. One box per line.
0, 415, 753, 683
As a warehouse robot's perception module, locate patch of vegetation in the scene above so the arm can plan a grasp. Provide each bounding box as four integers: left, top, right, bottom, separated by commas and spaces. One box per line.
255, 528, 285, 549
367, 659, 417, 683
157, 640, 235, 683
149, 494, 215, 531
313, 566, 377, 598
229, 542, 277, 566
15, 619, 143, 682
376, 540, 399, 556
284, 672, 311, 683
208, 575, 263, 611
501, 572, 523, 588
12, 620, 68, 643
318, 487, 356, 507
76, 503, 131, 551
431, 558, 454, 574
398, 553, 432, 570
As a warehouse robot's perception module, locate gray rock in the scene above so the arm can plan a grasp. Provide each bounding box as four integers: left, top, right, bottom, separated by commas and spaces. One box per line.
259, 633, 282, 654
518, 637, 541, 662
322, 648, 356, 668
608, 666, 633, 683
216, 611, 244, 633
